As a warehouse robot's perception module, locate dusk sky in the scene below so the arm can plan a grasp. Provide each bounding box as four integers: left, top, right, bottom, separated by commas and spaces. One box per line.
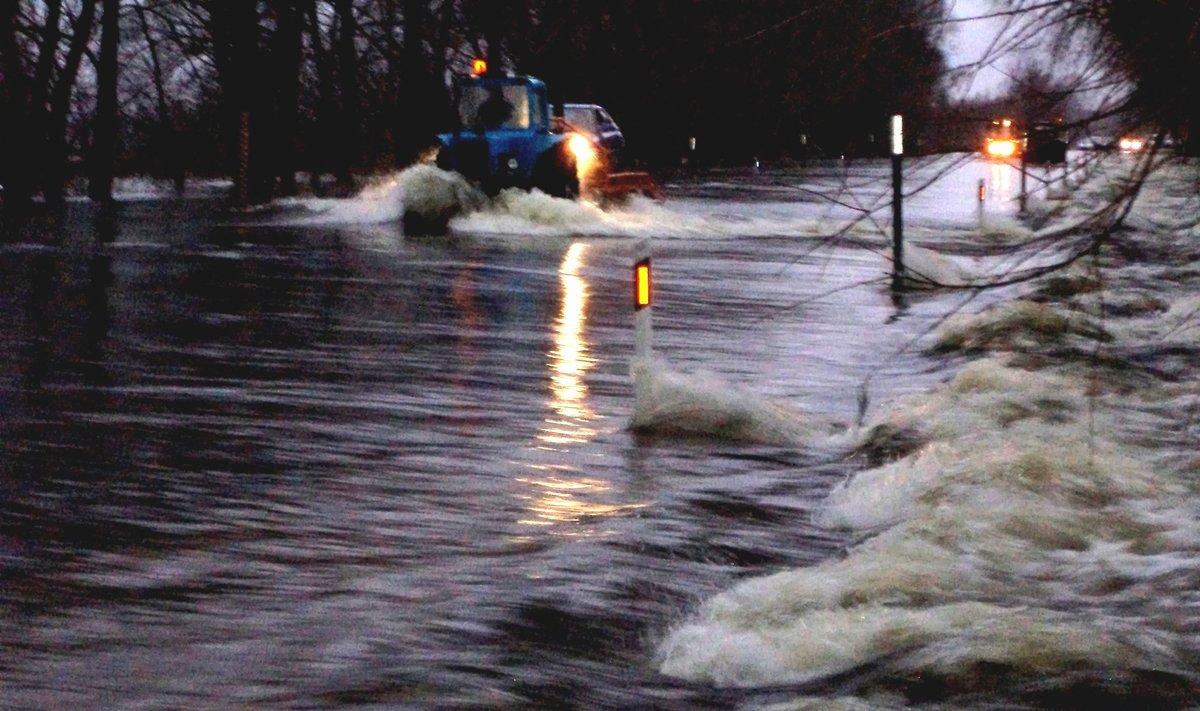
942, 0, 1014, 97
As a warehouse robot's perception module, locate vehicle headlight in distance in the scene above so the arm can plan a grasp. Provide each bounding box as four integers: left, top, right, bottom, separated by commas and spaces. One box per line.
1119, 137, 1144, 153
986, 139, 1016, 158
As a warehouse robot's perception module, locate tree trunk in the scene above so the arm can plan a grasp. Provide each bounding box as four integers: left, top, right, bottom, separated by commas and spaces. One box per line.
305, 0, 336, 193
397, 0, 444, 165
210, 2, 273, 205
89, 0, 120, 205
333, 0, 360, 192
0, 0, 34, 211
270, 0, 304, 196
30, 0, 64, 133
43, 0, 98, 209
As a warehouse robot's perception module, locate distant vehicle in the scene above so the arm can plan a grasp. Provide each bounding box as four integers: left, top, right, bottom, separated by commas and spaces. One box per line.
1119, 136, 1148, 153
984, 118, 1021, 159
561, 104, 626, 166
1026, 122, 1068, 165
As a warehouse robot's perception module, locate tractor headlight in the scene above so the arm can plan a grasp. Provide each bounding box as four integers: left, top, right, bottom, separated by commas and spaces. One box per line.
567, 133, 598, 175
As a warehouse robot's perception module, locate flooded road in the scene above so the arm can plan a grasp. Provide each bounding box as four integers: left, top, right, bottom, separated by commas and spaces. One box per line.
3, 155, 1198, 709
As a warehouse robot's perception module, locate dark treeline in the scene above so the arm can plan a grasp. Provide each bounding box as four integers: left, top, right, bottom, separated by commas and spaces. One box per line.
0, 0, 1196, 211
514, 0, 948, 164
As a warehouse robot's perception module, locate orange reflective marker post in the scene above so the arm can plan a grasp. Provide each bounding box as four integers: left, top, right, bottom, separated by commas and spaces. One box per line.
633, 241, 653, 360
977, 178, 987, 228
635, 259, 651, 310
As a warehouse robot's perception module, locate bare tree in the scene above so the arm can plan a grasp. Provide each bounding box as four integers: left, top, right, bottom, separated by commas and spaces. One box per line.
270, 0, 305, 196
44, 0, 99, 208
89, 0, 120, 205
0, 0, 35, 210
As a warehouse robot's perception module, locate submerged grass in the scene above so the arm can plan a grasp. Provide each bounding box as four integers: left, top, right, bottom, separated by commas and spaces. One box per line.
934, 300, 1111, 353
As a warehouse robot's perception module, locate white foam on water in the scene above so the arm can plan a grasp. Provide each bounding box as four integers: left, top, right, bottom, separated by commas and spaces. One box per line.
851, 356, 1091, 455
455, 191, 847, 240
397, 163, 486, 221
666, 199, 864, 240
979, 217, 1035, 244
1111, 293, 1200, 345
658, 378, 1197, 688
452, 188, 622, 237
630, 356, 834, 446
651, 156, 1200, 699
263, 165, 483, 227
237, 162, 900, 241
268, 175, 403, 225
658, 250, 1200, 692
901, 244, 976, 288
112, 175, 178, 199
751, 696, 908, 711
934, 299, 1110, 352
659, 595, 1164, 689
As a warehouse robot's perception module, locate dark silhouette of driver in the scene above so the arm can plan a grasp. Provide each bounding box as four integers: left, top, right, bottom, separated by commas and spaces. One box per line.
477, 88, 514, 130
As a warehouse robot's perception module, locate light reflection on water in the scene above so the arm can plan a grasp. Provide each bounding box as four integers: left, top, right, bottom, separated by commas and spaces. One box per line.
540, 242, 598, 445
518, 242, 649, 531
989, 159, 1016, 200
515, 465, 644, 530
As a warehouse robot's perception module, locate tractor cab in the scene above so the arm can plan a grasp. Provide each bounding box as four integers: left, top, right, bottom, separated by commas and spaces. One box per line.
436, 62, 579, 198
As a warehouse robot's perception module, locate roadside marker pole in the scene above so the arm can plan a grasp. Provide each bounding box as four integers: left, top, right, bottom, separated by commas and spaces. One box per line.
1018, 143, 1029, 215
237, 111, 250, 207
977, 178, 986, 229
890, 114, 904, 288
633, 239, 653, 360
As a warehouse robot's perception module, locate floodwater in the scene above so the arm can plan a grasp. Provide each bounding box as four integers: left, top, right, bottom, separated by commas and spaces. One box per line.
2, 154, 1199, 709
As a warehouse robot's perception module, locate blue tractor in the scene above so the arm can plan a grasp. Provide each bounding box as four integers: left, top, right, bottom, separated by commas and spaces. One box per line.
435, 62, 580, 200
401, 60, 659, 234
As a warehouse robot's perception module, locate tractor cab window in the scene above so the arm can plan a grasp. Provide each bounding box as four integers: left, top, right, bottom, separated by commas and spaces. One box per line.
460, 84, 531, 131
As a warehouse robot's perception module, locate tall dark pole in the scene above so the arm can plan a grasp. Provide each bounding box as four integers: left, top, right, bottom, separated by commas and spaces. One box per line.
1018, 137, 1028, 215
891, 114, 904, 288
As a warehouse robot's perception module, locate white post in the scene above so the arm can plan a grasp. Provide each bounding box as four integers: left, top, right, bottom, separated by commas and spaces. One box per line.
890, 114, 904, 288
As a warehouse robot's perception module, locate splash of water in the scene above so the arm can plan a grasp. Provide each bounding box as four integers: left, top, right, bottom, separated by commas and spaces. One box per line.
657, 163, 1200, 703
630, 356, 834, 446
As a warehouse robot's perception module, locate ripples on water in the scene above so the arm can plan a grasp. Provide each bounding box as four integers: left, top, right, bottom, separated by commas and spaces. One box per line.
2, 156, 1198, 709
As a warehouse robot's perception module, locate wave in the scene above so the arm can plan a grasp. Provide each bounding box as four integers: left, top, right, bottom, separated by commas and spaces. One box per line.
656, 161, 1200, 704
630, 356, 836, 446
